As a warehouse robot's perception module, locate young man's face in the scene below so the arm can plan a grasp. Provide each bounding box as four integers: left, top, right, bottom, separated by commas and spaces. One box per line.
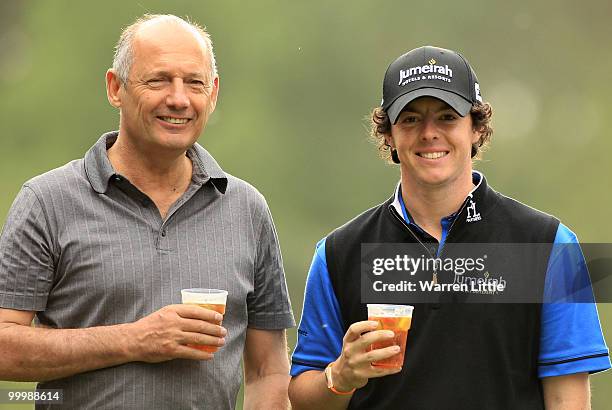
112, 21, 219, 155
386, 96, 480, 189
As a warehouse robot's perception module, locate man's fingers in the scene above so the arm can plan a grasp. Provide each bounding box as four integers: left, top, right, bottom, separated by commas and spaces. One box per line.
345, 342, 401, 370
343, 321, 380, 343
180, 318, 227, 337
354, 329, 396, 350
362, 345, 402, 364
171, 304, 223, 323
172, 344, 215, 361
180, 331, 226, 348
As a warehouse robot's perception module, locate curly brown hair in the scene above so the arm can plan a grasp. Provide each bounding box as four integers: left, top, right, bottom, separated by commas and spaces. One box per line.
370, 101, 493, 163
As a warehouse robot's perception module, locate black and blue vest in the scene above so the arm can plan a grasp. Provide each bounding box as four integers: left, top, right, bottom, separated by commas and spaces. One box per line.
326, 176, 559, 410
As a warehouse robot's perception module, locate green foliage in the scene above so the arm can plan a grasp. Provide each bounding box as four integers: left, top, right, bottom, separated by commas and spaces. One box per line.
1, 1, 611, 409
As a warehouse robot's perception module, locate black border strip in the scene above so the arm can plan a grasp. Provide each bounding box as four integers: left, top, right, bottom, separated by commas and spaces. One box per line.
291, 359, 326, 369
538, 353, 609, 366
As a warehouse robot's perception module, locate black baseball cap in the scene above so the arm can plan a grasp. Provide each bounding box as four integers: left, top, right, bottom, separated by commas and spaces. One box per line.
381, 46, 483, 124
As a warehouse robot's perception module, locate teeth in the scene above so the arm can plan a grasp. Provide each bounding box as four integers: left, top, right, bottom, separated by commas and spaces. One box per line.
420, 152, 447, 159
160, 117, 189, 124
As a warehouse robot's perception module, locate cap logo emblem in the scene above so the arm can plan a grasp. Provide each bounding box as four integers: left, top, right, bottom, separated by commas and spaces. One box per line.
398, 62, 453, 86
474, 82, 483, 102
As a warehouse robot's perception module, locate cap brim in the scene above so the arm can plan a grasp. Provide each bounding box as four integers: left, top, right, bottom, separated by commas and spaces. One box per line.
386, 88, 472, 124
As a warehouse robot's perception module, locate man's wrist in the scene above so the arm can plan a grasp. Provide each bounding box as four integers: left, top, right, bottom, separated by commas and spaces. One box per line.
325, 361, 356, 395
115, 322, 138, 362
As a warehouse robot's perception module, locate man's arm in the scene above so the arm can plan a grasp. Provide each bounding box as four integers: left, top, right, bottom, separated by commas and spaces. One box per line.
0, 305, 227, 382
289, 321, 402, 410
289, 370, 352, 410
542, 373, 590, 410
243, 328, 291, 410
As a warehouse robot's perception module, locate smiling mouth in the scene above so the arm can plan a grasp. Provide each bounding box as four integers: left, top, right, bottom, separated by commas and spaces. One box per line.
158, 116, 190, 125
417, 151, 449, 159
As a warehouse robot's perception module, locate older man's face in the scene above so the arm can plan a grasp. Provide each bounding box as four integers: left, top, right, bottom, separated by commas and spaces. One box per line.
116, 21, 218, 154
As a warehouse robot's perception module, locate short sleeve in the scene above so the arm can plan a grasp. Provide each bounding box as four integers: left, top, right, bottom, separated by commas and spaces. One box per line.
538, 223, 611, 377
246, 202, 295, 329
0, 185, 56, 311
291, 238, 345, 376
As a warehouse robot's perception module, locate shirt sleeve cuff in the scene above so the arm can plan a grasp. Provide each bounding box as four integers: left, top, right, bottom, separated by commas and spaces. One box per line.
290, 359, 327, 377
0, 291, 48, 311
247, 311, 296, 330
538, 351, 611, 378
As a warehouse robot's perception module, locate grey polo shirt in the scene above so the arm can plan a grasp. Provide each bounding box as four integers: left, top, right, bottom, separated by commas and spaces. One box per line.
0, 131, 295, 409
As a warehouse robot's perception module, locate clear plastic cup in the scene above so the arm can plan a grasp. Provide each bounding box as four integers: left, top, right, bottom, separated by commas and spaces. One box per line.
367, 304, 414, 368
181, 288, 228, 352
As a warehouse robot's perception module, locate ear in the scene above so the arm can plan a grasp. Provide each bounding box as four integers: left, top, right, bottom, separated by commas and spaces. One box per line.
471, 128, 481, 145
207, 75, 220, 114
384, 132, 395, 149
106, 69, 122, 108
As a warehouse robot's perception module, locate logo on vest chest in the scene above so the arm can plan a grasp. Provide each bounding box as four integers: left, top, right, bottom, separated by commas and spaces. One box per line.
453, 270, 506, 294
466, 199, 482, 223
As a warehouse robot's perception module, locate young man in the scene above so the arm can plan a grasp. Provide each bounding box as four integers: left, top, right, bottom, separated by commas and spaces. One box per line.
0, 14, 294, 409
289, 46, 610, 409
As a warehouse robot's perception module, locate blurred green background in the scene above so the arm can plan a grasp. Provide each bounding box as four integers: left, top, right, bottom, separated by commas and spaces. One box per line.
1, 0, 611, 409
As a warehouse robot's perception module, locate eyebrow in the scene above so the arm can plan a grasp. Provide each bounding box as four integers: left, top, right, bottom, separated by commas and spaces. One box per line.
147, 71, 207, 79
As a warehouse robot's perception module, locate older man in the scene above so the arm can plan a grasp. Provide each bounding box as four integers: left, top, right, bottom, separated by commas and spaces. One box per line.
0, 14, 294, 409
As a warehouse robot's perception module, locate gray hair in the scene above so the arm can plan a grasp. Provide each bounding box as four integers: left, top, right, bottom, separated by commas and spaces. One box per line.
112, 14, 218, 85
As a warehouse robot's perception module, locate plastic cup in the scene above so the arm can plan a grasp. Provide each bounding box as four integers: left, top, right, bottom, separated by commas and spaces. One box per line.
181, 288, 228, 352
367, 304, 414, 368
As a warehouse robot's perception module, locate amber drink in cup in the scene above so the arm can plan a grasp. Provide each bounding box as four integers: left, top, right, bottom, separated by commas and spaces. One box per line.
181, 288, 228, 352
367, 304, 414, 368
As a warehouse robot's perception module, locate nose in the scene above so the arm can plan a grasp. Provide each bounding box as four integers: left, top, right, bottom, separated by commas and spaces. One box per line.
165, 79, 190, 110
419, 116, 438, 141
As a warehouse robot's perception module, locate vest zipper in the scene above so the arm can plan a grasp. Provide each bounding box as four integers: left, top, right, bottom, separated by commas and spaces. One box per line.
437, 197, 471, 258
388, 195, 472, 284
388, 205, 439, 283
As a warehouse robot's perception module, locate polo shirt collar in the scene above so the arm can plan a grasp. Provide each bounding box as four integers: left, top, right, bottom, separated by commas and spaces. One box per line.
84, 131, 228, 194
189, 141, 228, 194
84, 132, 117, 194
390, 170, 485, 223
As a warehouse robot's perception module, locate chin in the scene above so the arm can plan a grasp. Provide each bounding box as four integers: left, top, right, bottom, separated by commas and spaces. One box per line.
156, 134, 198, 149
415, 172, 454, 187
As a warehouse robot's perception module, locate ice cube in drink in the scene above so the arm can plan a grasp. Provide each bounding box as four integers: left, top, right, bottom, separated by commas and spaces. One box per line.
366, 304, 413, 368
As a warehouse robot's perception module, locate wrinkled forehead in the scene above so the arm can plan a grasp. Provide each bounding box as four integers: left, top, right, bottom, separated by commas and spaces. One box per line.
130, 21, 212, 76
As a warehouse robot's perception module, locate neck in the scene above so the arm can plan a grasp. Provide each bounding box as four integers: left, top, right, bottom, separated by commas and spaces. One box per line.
400, 171, 475, 239
107, 135, 192, 194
